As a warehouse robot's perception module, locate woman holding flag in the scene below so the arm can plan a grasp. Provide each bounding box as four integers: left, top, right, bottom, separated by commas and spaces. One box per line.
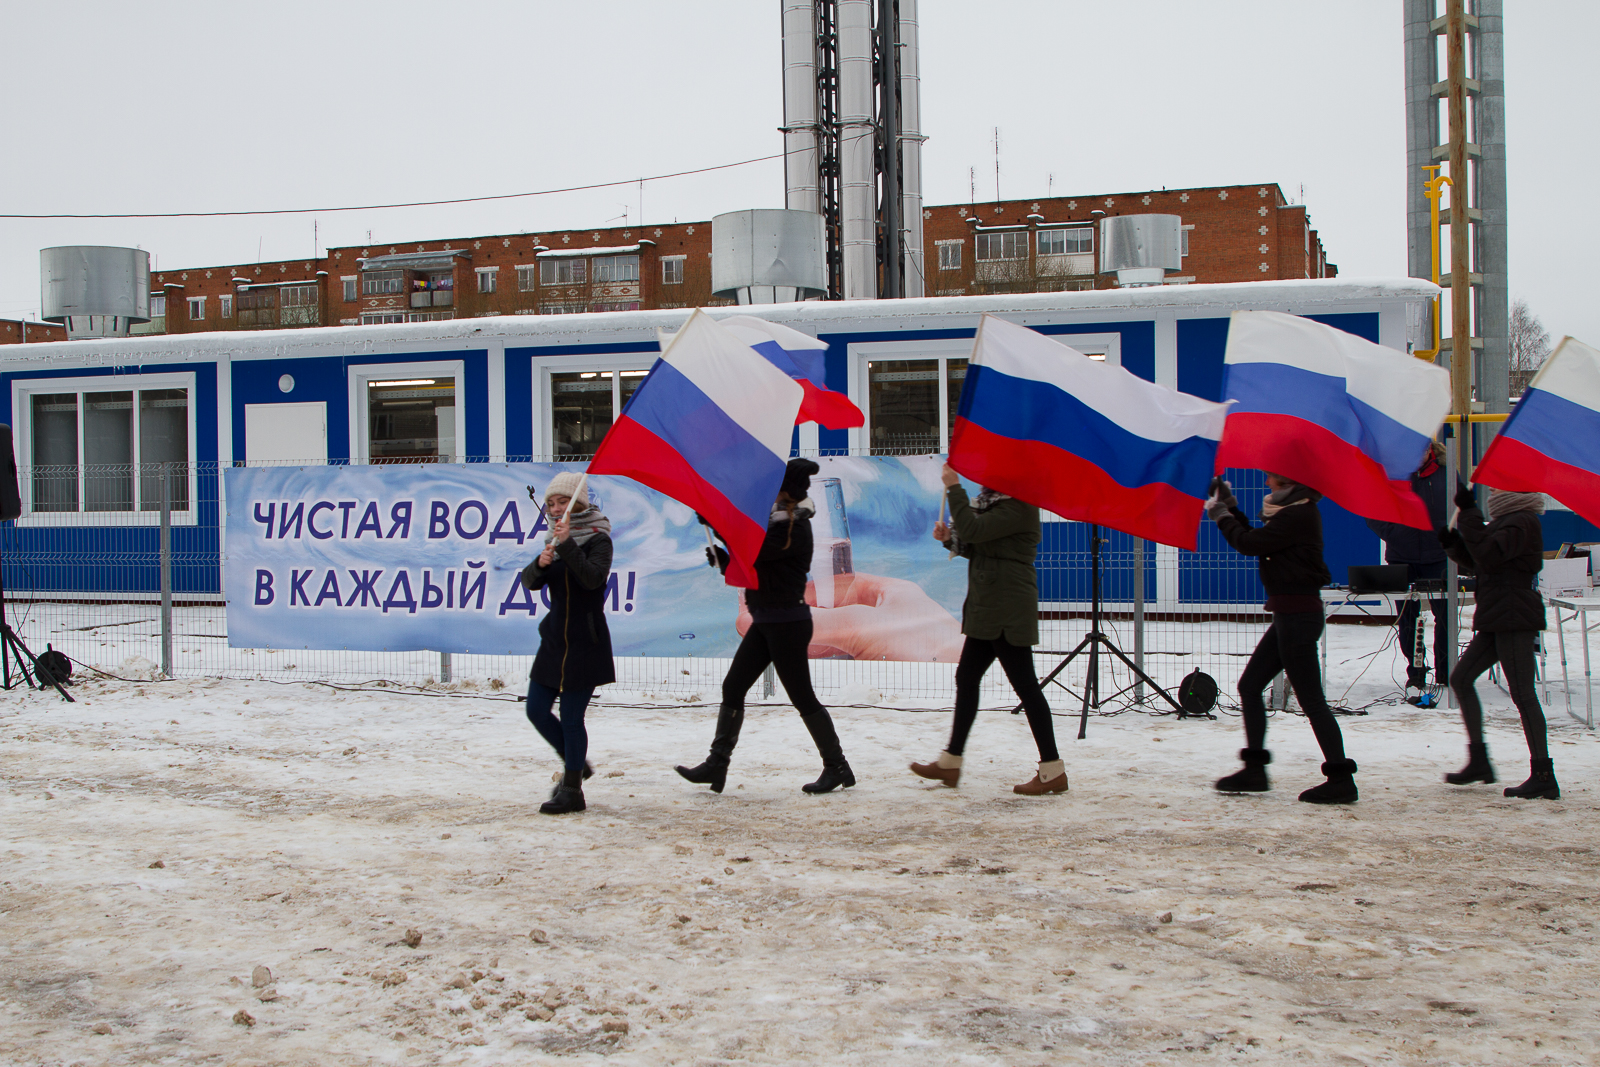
910, 463, 1066, 795
1207, 472, 1358, 804
520, 472, 616, 815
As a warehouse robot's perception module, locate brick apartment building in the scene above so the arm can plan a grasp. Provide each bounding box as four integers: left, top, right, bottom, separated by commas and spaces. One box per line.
32, 182, 1334, 339
0, 318, 66, 345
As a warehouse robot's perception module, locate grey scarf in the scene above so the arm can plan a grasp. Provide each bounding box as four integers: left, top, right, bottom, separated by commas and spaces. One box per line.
1487, 489, 1546, 519
546, 502, 612, 547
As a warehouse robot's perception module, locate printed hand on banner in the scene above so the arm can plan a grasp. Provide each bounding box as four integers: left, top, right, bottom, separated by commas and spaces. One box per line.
734, 573, 964, 662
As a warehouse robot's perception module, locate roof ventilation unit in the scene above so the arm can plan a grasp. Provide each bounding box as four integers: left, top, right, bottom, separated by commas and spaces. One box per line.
1098, 215, 1182, 287
40, 246, 151, 338
711, 209, 828, 305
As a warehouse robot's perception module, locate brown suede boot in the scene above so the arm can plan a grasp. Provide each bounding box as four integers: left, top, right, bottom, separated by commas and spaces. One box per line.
910, 751, 962, 787
1013, 759, 1069, 795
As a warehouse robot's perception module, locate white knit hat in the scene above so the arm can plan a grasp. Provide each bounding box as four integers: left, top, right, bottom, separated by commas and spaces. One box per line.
544, 471, 589, 510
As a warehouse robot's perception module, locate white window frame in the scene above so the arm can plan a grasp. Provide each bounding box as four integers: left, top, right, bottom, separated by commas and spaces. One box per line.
848, 331, 1120, 454
515, 265, 538, 292
540, 258, 586, 286
1181, 224, 1193, 258
974, 231, 1027, 261
218, 293, 233, 318
348, 359, 467, 465
341, 275, 358, 302
530, 353, 657, 459
661, 255, 685, 284
936, 240, 962, 271
476, 266, 499, 294
149, 293, 166, 318
187, 296, 206, 320
360, 312, 407, 325
10, 371, 200, 526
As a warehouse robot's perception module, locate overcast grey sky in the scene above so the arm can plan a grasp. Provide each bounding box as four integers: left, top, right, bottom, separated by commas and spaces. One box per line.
3, 1, 1595, 343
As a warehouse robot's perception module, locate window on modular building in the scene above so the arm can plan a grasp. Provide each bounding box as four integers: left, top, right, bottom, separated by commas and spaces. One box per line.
662, 256, 685, 284
188, 297, 205, 320
219, 294, 233, 318
868, 359, 968, 455
139, 389, 190, 511
281, 285, 317, 326
946, 358, 968, 434
937, 242, 961, 270
477, 269, 498, 294
362, 270, 404, 296
541, 258, 586, 286
548, 369, 650, 458
592, 256, 639, 284
342, 277, 358, 302
367, 378, 456, 463
149, 294, 166, 318
974, 231, 1026, 261
30, 393, 79, 512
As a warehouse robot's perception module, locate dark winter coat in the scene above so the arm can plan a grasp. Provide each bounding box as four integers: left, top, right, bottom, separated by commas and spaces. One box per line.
1445, 505, 1546, 632
1215, 486, 1333, 600
743, 510, 814, 623
1366, 460, 1447, 565
943, 486, 1041, 646
521, 533, 617, 691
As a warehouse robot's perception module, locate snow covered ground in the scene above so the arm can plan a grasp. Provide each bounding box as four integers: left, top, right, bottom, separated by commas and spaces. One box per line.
3, 625, 1598, 1066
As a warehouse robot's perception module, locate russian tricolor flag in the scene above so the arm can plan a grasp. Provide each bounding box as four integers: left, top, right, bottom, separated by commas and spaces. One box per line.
1216, 310, 1451, 529
949, 315, 1229, 550
719, 316, 864, 430
1474, 336, 1600, 527
589, 310, 803, 588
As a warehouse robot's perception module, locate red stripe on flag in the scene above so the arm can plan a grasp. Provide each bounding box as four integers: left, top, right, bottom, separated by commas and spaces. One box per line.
795, 380, 865, 429
1215, 412, 1432, 528
949, 419, 1208, 550
1475, 434, 1600, 529
589, 415, 767, 588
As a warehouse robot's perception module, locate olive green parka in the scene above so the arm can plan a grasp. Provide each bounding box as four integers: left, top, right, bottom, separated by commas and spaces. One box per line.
943, 485, 1042, 646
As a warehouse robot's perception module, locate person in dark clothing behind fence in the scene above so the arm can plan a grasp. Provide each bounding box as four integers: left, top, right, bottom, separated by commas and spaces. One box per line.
1438, 486, 1559, 799
520, 472, 616, 815
910, 463, 1066, 795
676, 458, 856, 795
1365, 442, 1449, 688
1207, 472, 1358, 804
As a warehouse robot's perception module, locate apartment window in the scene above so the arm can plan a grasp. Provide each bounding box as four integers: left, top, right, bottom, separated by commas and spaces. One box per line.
149, 294, 166, 317
187, 297, 205, 320
867, 358, 967, 455
342, 276, 358, 302
280, 284, 317, 326
360, 312, 406, 325
592, 256, 639, 284
368, 378, 457, 463
1037, 227, 1093, 256
540, 259, 586, 286
937, 241, 962, 271
27, 386, 190, 513
477, 267, 498, 294
550, 369, 649, 458
516, 266, 538, 292
974, 231, 1026, 261
219, 294, 233, 318
589, 301, 641, 313
406, 311, 455, 322
1181, 227, 1191, 258
661, 256, 685, 284
540, 303, 588, 316
362, 270, 404, 296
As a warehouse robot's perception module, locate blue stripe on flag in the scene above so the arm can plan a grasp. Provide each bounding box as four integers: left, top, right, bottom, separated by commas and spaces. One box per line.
1223, 361, 1432, 479
622, 359, 787, 528
1503, 387, 1600, 478
750, 339, 827, 388
959, 364, 1219, 496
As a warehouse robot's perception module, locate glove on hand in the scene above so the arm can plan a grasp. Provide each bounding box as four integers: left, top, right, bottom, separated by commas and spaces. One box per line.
705, 545, 730, 573
1205, 477, 1237, 522
1437, 527, 1463, 550
1454, 485, 1478, 511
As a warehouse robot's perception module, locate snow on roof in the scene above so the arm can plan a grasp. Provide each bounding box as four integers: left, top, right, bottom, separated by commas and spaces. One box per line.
536, 244, 643, 259
0, 277, 1439, 366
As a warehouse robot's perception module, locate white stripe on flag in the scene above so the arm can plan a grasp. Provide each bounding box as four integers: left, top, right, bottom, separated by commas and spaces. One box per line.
973, 314, 1229, 444
659, 310, 804, 461
720, 315, 830, 352
1224, 310, 1449, 436
1528, 336, 1600, 413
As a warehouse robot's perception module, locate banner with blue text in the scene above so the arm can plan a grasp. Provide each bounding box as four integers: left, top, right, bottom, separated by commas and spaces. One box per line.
224, 459, 972, 659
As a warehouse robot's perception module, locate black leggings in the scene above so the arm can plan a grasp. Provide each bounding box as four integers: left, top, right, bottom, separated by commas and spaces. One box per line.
947, 636, 1059, 762
724, 618, 827, 716
1450, 630, 1548, 759
1237, 610, 1347, 761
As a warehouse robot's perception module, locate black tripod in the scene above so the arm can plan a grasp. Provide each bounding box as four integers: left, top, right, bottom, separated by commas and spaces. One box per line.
1015, 524, 1193, 738
0, 541, 73, 703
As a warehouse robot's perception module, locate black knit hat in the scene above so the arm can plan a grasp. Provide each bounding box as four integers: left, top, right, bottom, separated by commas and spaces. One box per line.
780, 458, 820, 501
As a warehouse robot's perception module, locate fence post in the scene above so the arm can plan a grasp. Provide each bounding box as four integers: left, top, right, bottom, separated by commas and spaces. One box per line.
762, 662, 775, 699
1132, 536, 1146, 703
160, 461, 172, 678
440, 652, 452, 683
1442, 432, 1459, 709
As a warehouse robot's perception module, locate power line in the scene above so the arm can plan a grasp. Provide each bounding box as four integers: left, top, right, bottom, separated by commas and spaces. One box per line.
1, 152, 788, 221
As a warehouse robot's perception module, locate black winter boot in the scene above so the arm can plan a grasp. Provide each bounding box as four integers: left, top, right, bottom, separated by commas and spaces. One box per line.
1503, 758, 1560, 800
1215, 748, 1272, 793
799, 710, 855, 794
1444, 743, 1495, 785
540, 770, 586, 814
1298, 758, 1359, 804
675, 703, 743, 793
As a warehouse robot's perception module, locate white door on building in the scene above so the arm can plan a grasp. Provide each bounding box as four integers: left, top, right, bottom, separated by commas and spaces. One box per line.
245, 402, 328, 466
